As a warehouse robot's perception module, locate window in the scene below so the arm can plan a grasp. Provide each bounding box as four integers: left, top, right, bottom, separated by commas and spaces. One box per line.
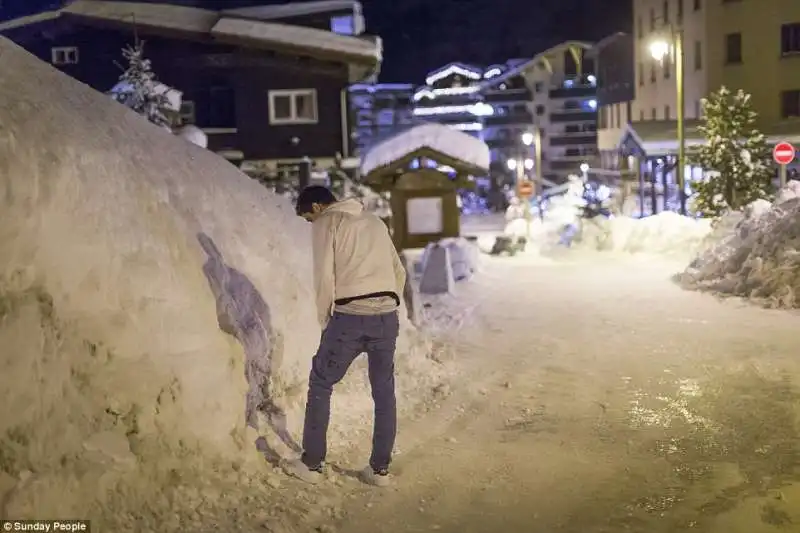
781, 90, 800, 118
694, 40, 702, 69
179, 101, 195, 124
651, 108, 656, 119
268, 89, 318, 124
534, 81, 543, 92
663, 0, 669, 23
599, 106, 607, 129
664, 58, 671, 78
535, 105, 545, 115
694, 100, 701, 118
615, 104, 621, 126
330, 15, 354, 35
693, 0, 700, 10
637, 16, 643, 39
626, 101, 632, 124
649, 8, 655, 31
640, 109, 645, 121
638, 62, 644, 85
677, 0, 683, 22
781, 23, 800, 55
51, 46, 78, 65
725, 32, 742, 64
650, 64, 656, 82
664, 105, 670, 119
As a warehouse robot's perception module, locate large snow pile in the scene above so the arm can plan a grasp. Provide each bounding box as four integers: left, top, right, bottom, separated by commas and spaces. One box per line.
578, 212, 713, 255
0, 39, 439, 527
360, 123, 490, 175
511, 176, 712, 256
676, 181, 800, 307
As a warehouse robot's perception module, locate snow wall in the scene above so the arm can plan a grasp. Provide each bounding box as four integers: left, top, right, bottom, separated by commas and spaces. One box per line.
676, 180, 800, 307
507, 176, 712, 256
0, 39, 439, 525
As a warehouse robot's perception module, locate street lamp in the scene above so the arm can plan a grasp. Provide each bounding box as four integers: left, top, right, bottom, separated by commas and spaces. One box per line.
649, 29, 686, 215
521, 132, 534, 146
506, 159, 518, 170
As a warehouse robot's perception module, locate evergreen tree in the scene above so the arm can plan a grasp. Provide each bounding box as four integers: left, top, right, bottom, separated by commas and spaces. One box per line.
112, 42, 172, 128
691, 86, 773, 217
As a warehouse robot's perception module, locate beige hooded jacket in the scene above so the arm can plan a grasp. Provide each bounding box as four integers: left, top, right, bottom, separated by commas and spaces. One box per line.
311, 198, 406, 328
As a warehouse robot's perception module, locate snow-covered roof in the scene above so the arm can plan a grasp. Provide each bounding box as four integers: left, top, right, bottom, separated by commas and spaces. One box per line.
211, 17, 380, 63
360, 123, 490, 176
480, 41, 594, 90
222, 1, 360, 21
0, 0, 380, 72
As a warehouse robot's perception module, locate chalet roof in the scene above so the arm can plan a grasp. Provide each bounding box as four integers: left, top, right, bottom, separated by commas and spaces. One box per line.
361, 123, 490, 177
0, 0, 380, 76
480, 40, 594, 90
221, 1, 360, 21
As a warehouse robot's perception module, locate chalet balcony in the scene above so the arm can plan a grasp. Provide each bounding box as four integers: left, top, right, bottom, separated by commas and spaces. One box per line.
549, 86, 596, 99
549, 110, 596, 122
548, 133, 597, 146
483, 112, 533, 127
482, 88, 531, 103
485, 137, 520, 149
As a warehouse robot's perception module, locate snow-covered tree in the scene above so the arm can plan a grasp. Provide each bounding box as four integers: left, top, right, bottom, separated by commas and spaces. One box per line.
691, 86, 773, 217
111, 42, 172, 128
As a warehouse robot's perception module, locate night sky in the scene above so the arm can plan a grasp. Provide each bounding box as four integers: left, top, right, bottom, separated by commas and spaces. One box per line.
3, 0, 633, 82
362, 0, 632, 82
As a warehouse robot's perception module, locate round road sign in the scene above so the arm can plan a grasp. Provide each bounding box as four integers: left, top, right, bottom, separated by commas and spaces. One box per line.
773, 141, 796, 165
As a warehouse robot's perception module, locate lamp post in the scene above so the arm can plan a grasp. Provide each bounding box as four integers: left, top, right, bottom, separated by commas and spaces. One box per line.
649, 28, 687, 215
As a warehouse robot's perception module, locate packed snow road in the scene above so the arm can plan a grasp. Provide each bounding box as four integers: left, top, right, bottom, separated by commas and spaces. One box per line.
289, 253, 800, 533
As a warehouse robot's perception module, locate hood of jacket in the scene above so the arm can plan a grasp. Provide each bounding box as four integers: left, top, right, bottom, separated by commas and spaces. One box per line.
321, 198, 364, 217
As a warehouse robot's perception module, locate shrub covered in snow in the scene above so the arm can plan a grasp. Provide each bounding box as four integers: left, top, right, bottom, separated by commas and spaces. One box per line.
110, 42, 173, 129
578, 212, 712, 256
690, 87, 773, 217
677, 181, 800, 308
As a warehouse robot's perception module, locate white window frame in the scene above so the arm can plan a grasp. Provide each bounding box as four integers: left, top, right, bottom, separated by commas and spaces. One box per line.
268, 89, 318, 125
51, 46, 79, 65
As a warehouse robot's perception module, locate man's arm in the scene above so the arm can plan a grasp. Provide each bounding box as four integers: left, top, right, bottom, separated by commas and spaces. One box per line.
312, 219, 336, 329
391, 246, 407, 300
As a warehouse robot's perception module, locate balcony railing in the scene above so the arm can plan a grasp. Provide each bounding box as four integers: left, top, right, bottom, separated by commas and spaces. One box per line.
548, 134, 597, 146
482, 88, 531, 103
483, 112, 533, 126
549, 86, 596, 98
550, 110, 596, 122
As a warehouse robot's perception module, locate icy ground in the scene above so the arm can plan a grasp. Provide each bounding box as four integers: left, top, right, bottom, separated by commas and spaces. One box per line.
234, 225, 800, 533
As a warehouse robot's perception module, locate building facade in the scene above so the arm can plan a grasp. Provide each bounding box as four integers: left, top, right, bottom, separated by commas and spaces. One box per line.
593, 32, 635, 170
612, 0, 800, 159
0, 0, 380, 178
350, 42, 599, 186
348, 83, 414, 155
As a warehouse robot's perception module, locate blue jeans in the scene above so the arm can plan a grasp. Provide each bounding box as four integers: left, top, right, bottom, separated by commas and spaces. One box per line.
301, 311, 400, 471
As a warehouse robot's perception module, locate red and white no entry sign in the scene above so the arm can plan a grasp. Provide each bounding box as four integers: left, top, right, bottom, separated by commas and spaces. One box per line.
773, 141, 796, 165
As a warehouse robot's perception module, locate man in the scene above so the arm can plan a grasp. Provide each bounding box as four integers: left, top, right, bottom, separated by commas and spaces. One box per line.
284, 186, 406, 487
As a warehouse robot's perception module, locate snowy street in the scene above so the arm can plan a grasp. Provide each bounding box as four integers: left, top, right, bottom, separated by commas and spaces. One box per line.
274, 252, 800, 533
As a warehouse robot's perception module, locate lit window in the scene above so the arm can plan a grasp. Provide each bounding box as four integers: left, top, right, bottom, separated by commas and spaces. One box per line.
268, 89, 318, 125
330, 15, 354, 35
51, 46, 79, 65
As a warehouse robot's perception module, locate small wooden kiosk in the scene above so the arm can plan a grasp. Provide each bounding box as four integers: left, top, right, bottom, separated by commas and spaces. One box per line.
360, 124, 490, 250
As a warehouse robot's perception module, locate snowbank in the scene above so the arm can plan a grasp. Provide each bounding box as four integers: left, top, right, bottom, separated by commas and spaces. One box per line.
0, 39, 438, 526
578, 212, 713, 256
677, 181, 800, 307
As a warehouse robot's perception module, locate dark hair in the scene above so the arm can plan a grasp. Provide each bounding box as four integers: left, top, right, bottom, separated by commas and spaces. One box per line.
295, 185, 337, 216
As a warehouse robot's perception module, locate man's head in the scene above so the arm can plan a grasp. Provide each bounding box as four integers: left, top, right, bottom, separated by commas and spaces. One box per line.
295, 186, 337, 222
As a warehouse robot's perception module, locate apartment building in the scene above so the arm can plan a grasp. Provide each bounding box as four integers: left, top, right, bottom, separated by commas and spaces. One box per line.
348, 83, 415, 155
625, 0, 800, 154
350, 42, 598, 186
